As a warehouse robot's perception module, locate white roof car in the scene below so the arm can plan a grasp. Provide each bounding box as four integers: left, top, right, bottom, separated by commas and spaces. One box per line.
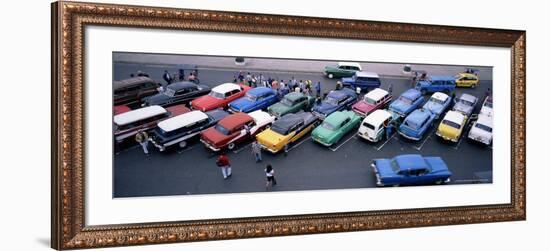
158, 110, 208, 132
338, 62, 362, 70
442, 110, 466, 125
431, 92, 449, 102
356, 71, 380, 78
363, 109, 392, 127
365, 88, 389, 101
212, 83, 241, 94
468, 114, 493, 145
114, 105, 166, 126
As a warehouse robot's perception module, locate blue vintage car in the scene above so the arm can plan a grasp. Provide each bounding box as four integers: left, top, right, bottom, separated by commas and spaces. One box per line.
228, 87, 279, 113
312, 88, 358, 119
371, 154, 452, 186
398, 108, 436, 141
341, 71, 381, 91
388, 89, 424, 117
422, 92, 452, 119
415, 76, 456, 94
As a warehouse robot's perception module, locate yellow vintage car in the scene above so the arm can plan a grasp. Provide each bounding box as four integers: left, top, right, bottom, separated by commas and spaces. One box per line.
455, 72, 479, 88
436, 110, 468, 142
256, 112, 318, 153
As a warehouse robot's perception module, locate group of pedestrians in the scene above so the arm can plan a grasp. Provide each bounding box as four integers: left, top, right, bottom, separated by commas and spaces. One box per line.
233, 71, 323, 98
162, 68, 200, 85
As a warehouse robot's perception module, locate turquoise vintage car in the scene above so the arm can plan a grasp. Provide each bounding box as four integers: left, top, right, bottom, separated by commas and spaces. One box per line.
267, 92, 315, 117
311, 110, 362, 146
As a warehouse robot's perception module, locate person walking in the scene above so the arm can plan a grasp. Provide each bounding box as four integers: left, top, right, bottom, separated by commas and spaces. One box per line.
246, 72, 253, 86
178, 68, 185, 81
216, 153, 232, 180
298, 80, 305, 92
265, 164, 277, 190
238, 71, 245, 83
251, 140, 262, 162
314, 81, 321, 98
162, 70, 173, 85
385, 122, 394, 140
135, 131, 150, 155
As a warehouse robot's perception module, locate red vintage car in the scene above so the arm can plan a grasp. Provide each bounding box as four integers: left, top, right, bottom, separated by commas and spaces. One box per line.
352, 88, 392, 117
113, 105, 131, 115
200, 110, 275, 151
191, 83, 251, 112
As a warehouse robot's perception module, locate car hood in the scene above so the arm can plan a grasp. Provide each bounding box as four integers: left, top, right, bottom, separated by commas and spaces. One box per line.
143, 93, 170, 105
257, 129, 287, 146
352, 101, 375, 114
423, 101, 444, 115
268, 103, 290, 115
312, 126, 335, 140
201, 127, 230, 146
192, 95, 221, 111
313, 102, 338, 115
374, 159, 396, 178
438, 123, 460, 138
424, 157, 451, 175
390, 100, 412, 115
454, 102, 473, 115
229, 97, 255, 112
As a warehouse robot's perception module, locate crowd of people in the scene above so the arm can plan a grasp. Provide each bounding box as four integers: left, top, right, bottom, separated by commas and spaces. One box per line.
232, 71, 322, 99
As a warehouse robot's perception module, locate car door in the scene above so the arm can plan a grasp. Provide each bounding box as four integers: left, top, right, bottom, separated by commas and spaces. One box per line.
340, 118, 351, 136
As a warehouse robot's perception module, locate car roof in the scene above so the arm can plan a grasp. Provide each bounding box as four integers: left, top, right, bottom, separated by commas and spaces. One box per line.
401, 88, 421, 100
247, 87, 274, 96
363, 109, 392, 126
167, 81, 198, 90
337, 62, 362, 69
476, 114, 493, 127
443, 110, 466, 124
430, 76, 455, 81
430, 92, 449, 102
459, 93, 478, 103
404, 109, 431, 124
394, 154, 428, 171
219, 113, 253, 130
212, 83, 241, 93
284, 92, 304, 101
365, 88, 389, 101
157, 110, 208, 132
356, 71, 379, 78
114, 105, 166, 126
248, 110, 273, 124
324, 111, 350, 125
114, 76, 156, 89
272, 113, 303, 132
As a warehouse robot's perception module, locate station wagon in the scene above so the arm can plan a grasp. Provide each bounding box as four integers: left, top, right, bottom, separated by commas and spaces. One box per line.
398, 108, 436, 141
267, 92, 315, 117
341, 71, 381, 91
311, 111, 362, 147
141, 81, 210, 107
388, 88, 425, 117
371, 154, 452, 186
114, 76, 160, 106
323, 62, 362, 79
357, 109, 394, 143
415, 76, 456, 94
351, 88, 392, 117
228, 87, 279, 113
191, 83, 252, 111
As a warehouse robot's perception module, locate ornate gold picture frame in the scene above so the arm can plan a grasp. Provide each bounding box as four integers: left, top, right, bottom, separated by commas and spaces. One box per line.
51, 1, 526, 249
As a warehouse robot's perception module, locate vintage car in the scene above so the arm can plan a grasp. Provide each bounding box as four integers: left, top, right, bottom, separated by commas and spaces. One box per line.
256, 112, 319, 153
453, 93, 478, 117
415, 76, 456, 94
371, 154, 452, 186
113, 104, 190, 143
422, 92, 452, 119
114, 76, 160, 106
341, 71, 381, 91
191, 83, 252, 111
150, 109, 229, 151
228, 87, 279, 113
480, 95, 493, 117
312, 88, 358, 119
357, 109, 395, 143
113, 105, 131, 115
311, 111, 362, 147
323, 62, 362, 79
267, 92, 315, 117
141, 81, 210, 107
351, 88, 392, 117
200, 110, 275, 151
467, 113, 493, 145
455, 72, 480, 88
388, 88, 425, 117
398, 108, 436, 141
436, 110, 468, 142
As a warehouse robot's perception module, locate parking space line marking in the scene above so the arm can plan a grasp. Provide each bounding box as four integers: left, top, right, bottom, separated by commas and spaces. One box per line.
375, 134, 396, 151
288, 136, 311, 151
329, 133, 357, 152
413, 135, 432, 151
453, 135, 465, 150
233, 142, 252, 154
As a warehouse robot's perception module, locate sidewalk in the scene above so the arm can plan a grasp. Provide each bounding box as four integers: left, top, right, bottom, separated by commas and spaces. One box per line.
114, 52, 493, 80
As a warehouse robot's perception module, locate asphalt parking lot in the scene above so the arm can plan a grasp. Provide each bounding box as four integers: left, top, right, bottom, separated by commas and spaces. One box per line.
113, 59, 492, 198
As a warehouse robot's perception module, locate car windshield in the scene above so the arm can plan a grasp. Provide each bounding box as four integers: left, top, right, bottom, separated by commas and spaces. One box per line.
208, 91, 224, 99
214, 124, 230, 135
280, 97, 293, 106
245, 93, 258, 102
475, 123, 492, 133
324, 96, 339, 105
362, 122, 376, 131
164, 88, 176, 97
403, 120, 420, 130
459, 98, 474, 106
363, 96, 377, 104
429, 96, 445, 105
442, 119, 461, 129
321, 121, 336, 131
390, 159, 400, 173
398, 96, 413, 105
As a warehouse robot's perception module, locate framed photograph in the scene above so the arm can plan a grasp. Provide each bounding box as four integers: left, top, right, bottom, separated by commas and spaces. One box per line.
51, 1, 526, 249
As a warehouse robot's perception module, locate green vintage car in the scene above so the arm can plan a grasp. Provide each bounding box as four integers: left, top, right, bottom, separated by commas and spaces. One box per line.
267, 92, 315, 117
323, 62, 362, 79
311, 110, 362, 146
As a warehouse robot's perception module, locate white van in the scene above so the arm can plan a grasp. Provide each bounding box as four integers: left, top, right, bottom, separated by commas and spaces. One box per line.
357, 109, 393, 142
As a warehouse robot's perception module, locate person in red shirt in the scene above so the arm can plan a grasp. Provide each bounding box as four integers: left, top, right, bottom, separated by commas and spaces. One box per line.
216, 153, 232, 179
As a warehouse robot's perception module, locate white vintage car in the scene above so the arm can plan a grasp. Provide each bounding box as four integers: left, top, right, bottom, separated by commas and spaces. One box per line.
468, 114, 493, 145
480, 95, 493, 117
357, 109, 394, 142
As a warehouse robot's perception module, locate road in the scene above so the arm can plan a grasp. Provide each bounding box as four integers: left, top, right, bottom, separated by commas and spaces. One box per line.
113, 61, 492, 198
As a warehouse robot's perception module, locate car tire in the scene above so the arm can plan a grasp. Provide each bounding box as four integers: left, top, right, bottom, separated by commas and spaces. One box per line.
435, 179, 445, 185
179, 141, 187, 148
328, 73, 334, 79
227, 143, 235, 150
392, 184, 400, 187
471, 84, 476, 88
